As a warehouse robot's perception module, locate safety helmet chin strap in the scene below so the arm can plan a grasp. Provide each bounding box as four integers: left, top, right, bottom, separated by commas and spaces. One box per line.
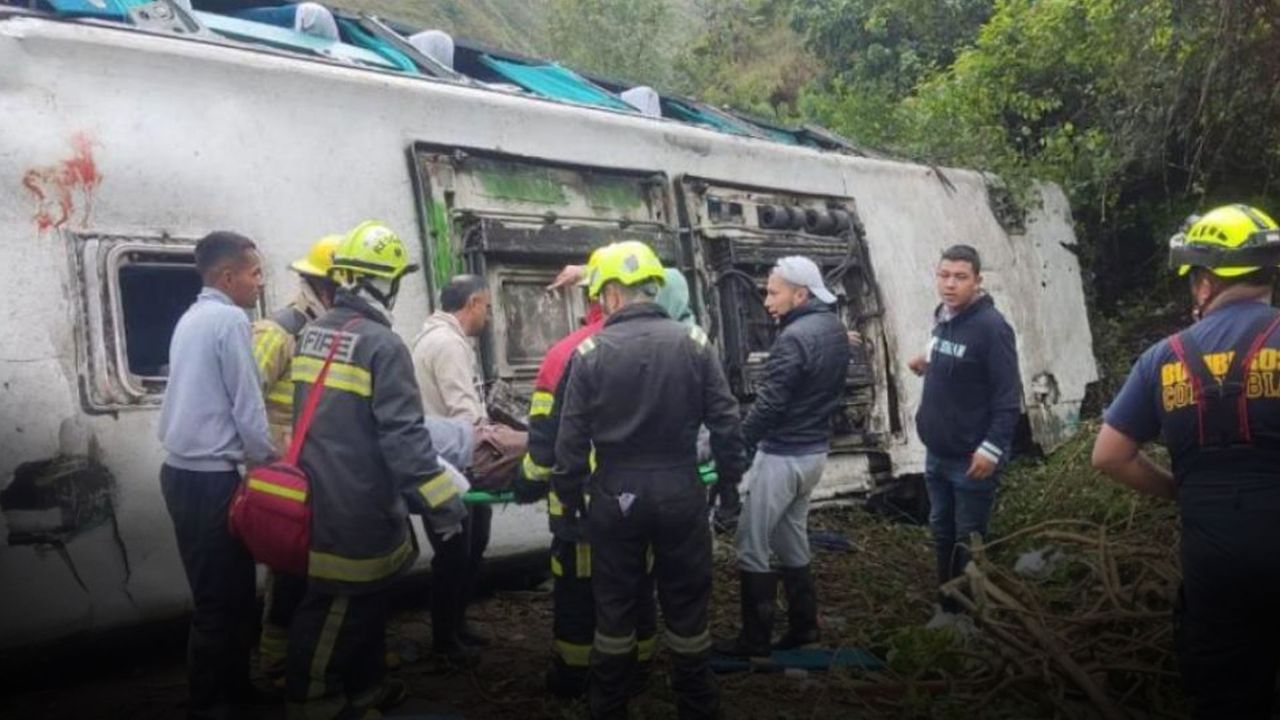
355, 275, 402, 311
333, 268, 400, 314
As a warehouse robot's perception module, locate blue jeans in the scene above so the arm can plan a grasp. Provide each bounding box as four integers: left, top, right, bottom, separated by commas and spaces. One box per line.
924, 453, 998, 609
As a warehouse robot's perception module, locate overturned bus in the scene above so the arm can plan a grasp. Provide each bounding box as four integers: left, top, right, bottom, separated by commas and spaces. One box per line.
0, 0, 1097, 649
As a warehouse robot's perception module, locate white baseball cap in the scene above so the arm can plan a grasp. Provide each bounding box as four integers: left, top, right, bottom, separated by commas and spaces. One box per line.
774, 256, 836, 304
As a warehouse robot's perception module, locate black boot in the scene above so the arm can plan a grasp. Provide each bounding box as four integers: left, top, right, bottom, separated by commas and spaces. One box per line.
629, 657, 653, 698
457, 620, 491, 648
775, 565, 819, 650
455, 571, 493, 648
713, 571, 776, 658
431, 585, 479, 664
545, 662, 589, 699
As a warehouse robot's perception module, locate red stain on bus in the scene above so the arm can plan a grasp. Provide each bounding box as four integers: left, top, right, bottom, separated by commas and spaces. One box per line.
22, 133, 103, 233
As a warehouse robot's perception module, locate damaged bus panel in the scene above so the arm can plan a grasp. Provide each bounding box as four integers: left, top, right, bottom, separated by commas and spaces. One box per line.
678, 178, 893, 494
415, 149, 676, 399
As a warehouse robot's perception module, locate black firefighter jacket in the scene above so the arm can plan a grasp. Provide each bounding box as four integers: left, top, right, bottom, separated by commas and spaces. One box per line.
293, 291, 467, 595
553, 303, 748, 509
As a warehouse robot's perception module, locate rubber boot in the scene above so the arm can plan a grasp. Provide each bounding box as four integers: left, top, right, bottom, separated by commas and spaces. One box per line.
630, 654, 653, 698
259, 622, 290, 692
455, 574, 490, 648
774, 565, 820, 650
713, 571, 776, 658
349, 678, 407, 716
545, 662, 589, 699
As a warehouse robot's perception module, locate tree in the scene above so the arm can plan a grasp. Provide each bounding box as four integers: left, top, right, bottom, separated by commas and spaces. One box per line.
791, 0, 993, 94
545, 0, 681, 88
674, 0, 821, 117
801, 0, 1280, 308
787, 0, 993, 152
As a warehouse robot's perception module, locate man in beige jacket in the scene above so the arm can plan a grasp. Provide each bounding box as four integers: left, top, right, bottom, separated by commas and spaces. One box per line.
412, 274, 525, 660
414, 275, 490, 422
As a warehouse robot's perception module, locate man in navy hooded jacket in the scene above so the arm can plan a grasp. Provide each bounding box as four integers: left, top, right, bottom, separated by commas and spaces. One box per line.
908, 244, 1021, 621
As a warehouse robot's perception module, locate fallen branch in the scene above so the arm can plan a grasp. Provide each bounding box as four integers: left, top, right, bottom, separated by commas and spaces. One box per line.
963, 561, 1128, 720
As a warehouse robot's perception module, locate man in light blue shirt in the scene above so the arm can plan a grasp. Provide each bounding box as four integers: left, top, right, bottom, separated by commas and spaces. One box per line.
158, 230, 274, 720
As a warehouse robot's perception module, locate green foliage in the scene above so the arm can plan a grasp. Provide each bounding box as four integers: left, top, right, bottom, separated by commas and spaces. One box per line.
802, 0, 1280, 307
905, 1, 1184, 190
671, 0, 820, 118
884, 625, 962, 677
992, 420, 1174, 540
545, 0, 684, 88
797, 77, 907, 154
790, 0, 992, 95
1088, 289, 1186, 401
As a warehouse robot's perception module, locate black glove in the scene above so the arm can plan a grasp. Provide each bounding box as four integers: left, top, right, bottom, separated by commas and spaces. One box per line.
549, 486, 588, 543
710, 476, 741, 534
550, 499, 588, 538
511, 462, 550, 505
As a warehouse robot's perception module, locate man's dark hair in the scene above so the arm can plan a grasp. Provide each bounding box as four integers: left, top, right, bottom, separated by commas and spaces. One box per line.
440, 274, 488, 312
194, 231, 257, 279
941, 244, 982, 275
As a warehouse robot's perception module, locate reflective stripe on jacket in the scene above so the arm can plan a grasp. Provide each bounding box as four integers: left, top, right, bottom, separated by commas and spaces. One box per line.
252, 305, 308, 449
521, 317, 606, 489
294, 290, 466, 594
554, 303, 747, 494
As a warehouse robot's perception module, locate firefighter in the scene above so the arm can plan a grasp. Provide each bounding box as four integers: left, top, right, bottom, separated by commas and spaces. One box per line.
555, 241, 748, 720
285, 220, 467, 720
512, 247, 660, 698
251, 234, 340, 684
1091, 204, 1280, 719
254, 234, 342, 448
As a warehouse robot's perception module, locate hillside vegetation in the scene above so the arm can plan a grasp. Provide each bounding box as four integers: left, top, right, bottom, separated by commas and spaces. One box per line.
334, 0, 551, 54
339, 0, 1279, 332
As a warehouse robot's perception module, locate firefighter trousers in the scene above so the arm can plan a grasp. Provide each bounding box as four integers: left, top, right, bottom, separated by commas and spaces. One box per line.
260, 571, 308, 680
1176, 484, 1280, 719
588, 467, 717, 720
285, 587, 390, 720
548, 536, 657, 696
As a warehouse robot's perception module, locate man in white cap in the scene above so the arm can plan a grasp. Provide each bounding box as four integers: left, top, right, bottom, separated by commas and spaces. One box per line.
716, 256, 850, 658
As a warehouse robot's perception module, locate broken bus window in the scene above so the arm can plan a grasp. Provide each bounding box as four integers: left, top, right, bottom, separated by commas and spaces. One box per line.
117, 259, 202, 378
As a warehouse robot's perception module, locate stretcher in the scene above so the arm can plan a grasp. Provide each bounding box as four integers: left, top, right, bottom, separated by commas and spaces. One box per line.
461, 463, 720, 505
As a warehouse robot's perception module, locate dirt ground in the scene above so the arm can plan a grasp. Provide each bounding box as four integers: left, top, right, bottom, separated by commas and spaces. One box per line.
0, 504, 1182, 720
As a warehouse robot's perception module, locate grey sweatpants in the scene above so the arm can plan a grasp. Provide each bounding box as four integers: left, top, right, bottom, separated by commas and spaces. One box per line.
735, 450, 827, 573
